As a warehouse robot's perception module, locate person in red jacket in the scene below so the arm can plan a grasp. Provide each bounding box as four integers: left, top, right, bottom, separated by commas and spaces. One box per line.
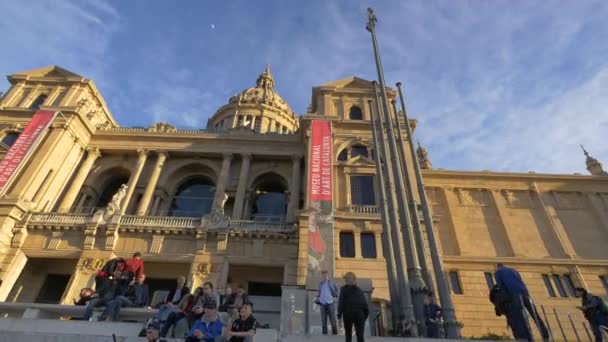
124, 252, 144, 283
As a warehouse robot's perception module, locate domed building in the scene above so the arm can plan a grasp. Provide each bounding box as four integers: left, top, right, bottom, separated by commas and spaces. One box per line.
0, 65, 606, 340
208, 65, 299, 134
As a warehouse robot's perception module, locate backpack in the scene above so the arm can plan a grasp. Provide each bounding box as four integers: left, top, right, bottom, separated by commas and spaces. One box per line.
489, 285, 511, 316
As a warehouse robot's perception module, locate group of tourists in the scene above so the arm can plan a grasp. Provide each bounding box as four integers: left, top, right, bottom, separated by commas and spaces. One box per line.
73, 253, 257, 342
316, 270, 443, 342
490, 263, 608, 342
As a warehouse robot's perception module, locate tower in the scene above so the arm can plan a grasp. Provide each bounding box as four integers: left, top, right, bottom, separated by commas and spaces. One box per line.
581, 145, 607, 176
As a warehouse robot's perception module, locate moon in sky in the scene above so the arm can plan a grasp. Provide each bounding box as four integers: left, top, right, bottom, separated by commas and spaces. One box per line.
211, 24, 215, 29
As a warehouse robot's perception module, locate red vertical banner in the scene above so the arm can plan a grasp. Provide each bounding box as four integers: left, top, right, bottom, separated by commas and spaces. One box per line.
307, 120, 334, 287
0, 110, 58, 193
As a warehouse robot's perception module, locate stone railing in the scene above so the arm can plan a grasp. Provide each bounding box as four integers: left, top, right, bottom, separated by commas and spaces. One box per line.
28, 213, 91, 225
0, 302, 156, 321
119, 215, 201, 229
229, 220, 296, 233
349, 205, 380, 214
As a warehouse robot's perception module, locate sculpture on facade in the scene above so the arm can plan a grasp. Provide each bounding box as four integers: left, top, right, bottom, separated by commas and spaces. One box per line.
105, 184, 128, 217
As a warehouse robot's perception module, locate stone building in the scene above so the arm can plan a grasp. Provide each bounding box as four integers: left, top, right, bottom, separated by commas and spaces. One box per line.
0, 65, 606, 339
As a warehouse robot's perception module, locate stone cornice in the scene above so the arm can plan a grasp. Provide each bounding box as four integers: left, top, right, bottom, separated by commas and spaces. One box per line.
443, 255, 608, 267
423, 169, 608, 182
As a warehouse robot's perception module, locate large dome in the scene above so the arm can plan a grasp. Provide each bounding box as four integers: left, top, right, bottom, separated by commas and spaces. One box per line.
209, 65, 299, 134
228, 65, 294, 114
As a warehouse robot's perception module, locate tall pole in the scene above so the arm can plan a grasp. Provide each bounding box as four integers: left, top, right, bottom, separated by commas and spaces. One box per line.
390, 99, 435, 295
368, 99, 400, 332
367, 8, 427, 334
372, 83, 417, 335
396, 82, 461, 338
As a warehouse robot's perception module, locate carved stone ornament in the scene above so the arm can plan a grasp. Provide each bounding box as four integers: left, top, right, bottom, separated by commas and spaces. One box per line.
105, 184, 128, 218
148, 122, 177, 133
79, 258, 104, 273
76, 97, 88, 110
195, 263, 209, 277
457, 189, 481, 206
201, 209, 230, 229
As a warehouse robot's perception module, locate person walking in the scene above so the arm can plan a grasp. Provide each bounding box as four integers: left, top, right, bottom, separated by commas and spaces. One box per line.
337, 272, 368, 342
494, 263, 549, 341
575, 287, 608, 342
316, 270, 339, 335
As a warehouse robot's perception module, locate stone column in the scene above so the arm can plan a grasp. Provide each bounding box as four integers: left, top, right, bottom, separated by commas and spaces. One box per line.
136, 152, 168, 216
57, 147, 101, 212
212, 153, 233, 210
121, 149, 148, 215
489, 190, 518, 257
286, 155, 302, 222
232, 153, 251, 219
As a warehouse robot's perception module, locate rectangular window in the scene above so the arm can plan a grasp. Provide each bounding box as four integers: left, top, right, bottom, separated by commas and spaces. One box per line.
237, 115, 244, 127
350, 175, 376, 205
360, 233, 377, 259
254, 117, 261, 132
562, 274, 576, 297
542, 274, 556, 297
449, 271, 463, 294
339, 232, 355, 258
551, 274, 568, 298
599, 275, 608, 295
484, 272, 495, 290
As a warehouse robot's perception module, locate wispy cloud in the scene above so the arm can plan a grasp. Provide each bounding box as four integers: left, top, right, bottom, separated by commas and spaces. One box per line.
0, 0, 606, 175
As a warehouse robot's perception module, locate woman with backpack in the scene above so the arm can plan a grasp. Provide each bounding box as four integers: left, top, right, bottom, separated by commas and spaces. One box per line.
575, 287, 608, 342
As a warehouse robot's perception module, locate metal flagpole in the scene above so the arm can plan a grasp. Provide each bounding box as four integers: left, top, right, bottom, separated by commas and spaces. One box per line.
372, 82, 417, 335
368, 99, 401, 333
390, 99, 435, 295
367, 8, 427, 335
395, 82, 461, 338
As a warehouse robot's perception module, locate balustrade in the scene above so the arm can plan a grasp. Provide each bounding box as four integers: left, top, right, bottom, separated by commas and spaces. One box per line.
349, 205, 380, 214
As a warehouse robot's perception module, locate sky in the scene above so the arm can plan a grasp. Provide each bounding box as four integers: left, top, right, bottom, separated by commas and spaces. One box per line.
0, 0, 607, 175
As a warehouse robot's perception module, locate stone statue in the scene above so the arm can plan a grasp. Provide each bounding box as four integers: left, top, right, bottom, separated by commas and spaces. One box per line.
105, 184, 128, 216
221, 192, 229, 209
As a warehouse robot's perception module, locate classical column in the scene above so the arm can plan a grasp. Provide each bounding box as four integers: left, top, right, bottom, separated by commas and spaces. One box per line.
121, 149, 148, 215
286, 155, 302, 222
136, 152, 168, 216
57, 147, 101, 212
232, 154, 251, 219
212, 153, 233, 210
489, 190, 518, 257
532, 182, 577, 259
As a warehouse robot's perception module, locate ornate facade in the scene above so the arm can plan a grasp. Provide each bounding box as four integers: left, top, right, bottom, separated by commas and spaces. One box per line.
0, 65, 606, 339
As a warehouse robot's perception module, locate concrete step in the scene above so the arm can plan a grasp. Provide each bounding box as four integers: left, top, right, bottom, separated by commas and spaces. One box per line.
280, 335, 503, 342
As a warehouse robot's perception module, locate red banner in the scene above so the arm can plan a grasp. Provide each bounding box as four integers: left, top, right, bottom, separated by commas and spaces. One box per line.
308, 120, 333, 201
0, 110, 57, 191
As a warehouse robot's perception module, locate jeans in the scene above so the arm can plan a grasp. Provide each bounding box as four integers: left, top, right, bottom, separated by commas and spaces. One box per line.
506, 295, 533, 341
521, 295, 549, 339
156, 303, 179, 321
160, 311, 186, 337
343, 311, 366, 342
426, 322, 441, 338
105, 295, 133, 321
320, 303, 337, 335
83, 297, 106, 321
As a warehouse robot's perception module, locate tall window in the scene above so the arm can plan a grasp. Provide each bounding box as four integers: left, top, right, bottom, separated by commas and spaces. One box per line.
349, 106, 363, 120
254, 117, 261, 132
562, 274, 576, 297
484, 272, 495, 290
350, 145, 368, 159
542, 274, 556, 297
339, 232, 355, 258
251, 174, 287, 222
449, 271, 463, 294
350, 175, 375, 205
360, 233, 376, 258
551, 274, 567, 297
96, 175, 130, 208
170, 177, 215, 217
237, 115, 244, 127
30, 94, 48, 109
1, 132, 20, 147
599, 275, 608, 295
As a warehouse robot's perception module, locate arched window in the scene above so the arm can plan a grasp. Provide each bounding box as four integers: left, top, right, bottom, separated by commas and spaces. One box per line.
30, 94, 48, 109
349, 106, 363, 120
250, 174, 287, 222
95, 175, 130, 208
337, 149, 348, 161
350, 145, 369, 159
170, 177, 215, 217
1, 132, 20, 147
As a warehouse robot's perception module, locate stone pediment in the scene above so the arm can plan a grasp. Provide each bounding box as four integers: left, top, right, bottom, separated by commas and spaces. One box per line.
345, 155, 376, 166
11, 65, 83, 79
321, 76, 394, 91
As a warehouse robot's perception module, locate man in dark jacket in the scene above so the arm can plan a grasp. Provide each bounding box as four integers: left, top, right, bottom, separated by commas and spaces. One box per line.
103, 272, 149, 321
84, 270, 129, 320
95, 257, 125, 292
337, 272, 368, 342
495, 263, 548, 341
423, 292, 442, 338
575, 287, 608, 342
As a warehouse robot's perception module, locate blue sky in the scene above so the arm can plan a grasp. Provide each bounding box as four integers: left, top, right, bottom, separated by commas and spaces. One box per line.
1, 1, 607, 175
